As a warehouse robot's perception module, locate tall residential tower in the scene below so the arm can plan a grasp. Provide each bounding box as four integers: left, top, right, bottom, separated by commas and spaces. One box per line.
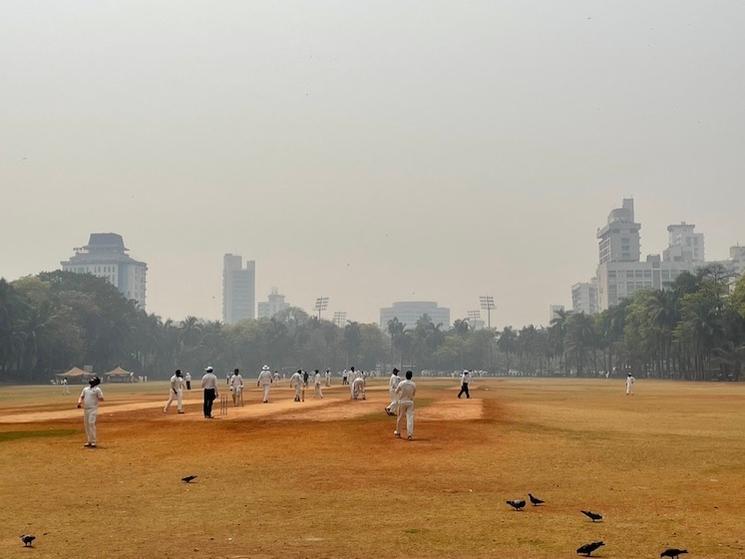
222, 254, 255, 324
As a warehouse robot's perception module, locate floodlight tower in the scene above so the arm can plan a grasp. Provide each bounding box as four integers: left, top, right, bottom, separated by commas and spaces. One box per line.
314, 297, 329, 320
467, 310, 481, 328
333, 311, 347, 328
479, 295, 495, 329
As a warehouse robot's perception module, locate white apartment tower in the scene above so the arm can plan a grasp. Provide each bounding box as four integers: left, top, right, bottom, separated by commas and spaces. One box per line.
663, 223, 705, 263
257, 288, 290, 319
222, 254, 255, 324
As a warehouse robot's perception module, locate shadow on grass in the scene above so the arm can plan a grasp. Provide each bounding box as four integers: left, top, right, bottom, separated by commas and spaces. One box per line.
0, 428, 77, 443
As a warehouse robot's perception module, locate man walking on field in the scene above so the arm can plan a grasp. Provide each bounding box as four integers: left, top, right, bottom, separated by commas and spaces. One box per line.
314, 369, 324, 399
257, 365, 273, 403
230, 369, 244, 406
385, 368, 401, 416
324, 368, 331, 387
394, 370, 416, 441
163, 369, 185, 414
201, 366, 219, 419
77, 376, 104, 448
625, 373, 635, 395
457, 369, 471, 399
290, 370, 303, 402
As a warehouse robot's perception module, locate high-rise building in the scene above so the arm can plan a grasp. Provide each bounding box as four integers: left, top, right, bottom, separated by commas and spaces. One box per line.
729, 245, 745, 276
257, 288, 290, 319
572, 278, 599, 315
597, 198, 641, 264
222, 254, 255, 324
380, 301, 450, 330
61, 233, 147, 308
663, 222, 705, 263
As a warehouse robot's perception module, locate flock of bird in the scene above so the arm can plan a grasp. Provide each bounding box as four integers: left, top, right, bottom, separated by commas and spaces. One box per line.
505, 494, 688, 558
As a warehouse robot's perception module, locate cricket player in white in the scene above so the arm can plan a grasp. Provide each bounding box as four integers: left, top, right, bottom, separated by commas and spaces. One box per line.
77, 376, 104, 448
314, 370, 324, 399
230, 369, 244, 406
257, 365, 273, 403
290, 370, 303, 402
394, 370, 416, 440
351, 375, 366, 400
385, 368, 401, 416
163, 369, 186, 414
324, 368, 331, 387
625, 373, 635, 395
61, 377, 70, 395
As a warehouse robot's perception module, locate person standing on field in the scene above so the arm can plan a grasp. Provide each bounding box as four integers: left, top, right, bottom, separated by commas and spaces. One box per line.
230, 369, 244, 406
61, 377, 70, 395
625, 373, 635, 395
184, 371, 192, 390
314, 369, 324, 399
394, 370, 416, 440
163, 369, 186, 414
457, 369, 471, 399
290, 370, 303, 402
342, 368, 349, 385
324, 368, 331, 387
77, 376, 104, 448
385, 368, 401, 416
257, 365, 273, 403
201, 366, 219, 419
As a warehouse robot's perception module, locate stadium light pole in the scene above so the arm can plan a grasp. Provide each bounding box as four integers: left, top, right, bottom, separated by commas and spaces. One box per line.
314, 297, 329, 320
467, 310, 481, 329
333, 311, 347, 328
479, 296, 495, 329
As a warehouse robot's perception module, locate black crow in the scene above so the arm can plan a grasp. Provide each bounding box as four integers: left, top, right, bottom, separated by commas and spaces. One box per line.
506, 500, 526, 511
581, 510, 603, 522
577, 541, 604, 556
661, 549, 688, 559
181, 475, 198, 484
528, 493, 545, 506
20, 535, 36, 547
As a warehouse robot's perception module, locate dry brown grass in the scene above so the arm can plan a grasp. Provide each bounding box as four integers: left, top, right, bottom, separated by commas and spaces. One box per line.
1, 378, 745, 558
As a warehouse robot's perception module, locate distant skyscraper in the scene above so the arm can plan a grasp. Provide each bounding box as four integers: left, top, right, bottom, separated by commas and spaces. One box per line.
222, 254, 255, 324
380, 301, 450, 330
597, 198, 641, 264
572, 278, 599, 315
61, 233, 147, 308
257, 288, 290, 319
663, 222, 705, 263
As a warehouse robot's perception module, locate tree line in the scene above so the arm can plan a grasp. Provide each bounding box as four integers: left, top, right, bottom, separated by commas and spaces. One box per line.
1, 267, 744, 382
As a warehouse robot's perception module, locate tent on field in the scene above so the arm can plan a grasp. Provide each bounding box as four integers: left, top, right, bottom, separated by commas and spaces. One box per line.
104, 366, 135, 383
55, 367, 95, 383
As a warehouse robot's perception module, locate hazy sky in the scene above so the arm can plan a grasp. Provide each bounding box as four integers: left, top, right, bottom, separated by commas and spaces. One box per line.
2, 1, 744, 328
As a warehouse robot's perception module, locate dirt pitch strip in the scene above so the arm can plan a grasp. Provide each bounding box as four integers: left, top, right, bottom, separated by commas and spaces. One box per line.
1, 378, 745, 558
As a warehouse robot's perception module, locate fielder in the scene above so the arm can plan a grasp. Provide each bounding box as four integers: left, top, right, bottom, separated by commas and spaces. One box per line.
626, 373, 635, 395
230, 369, 244, 406
163, 369, 185, 414
351, 374, 366, 400
290, 370, 303, 402
394, 370, 416, 440
184, 371, 192, 390
457, 369, 471, 399
314, 369, 324, 399
324, 368, 331, 387
257, 365, 273, 403
77, 376, 104, 448
385, 368, 401, 416
342, 368, 349, 385
61, 377, 70, 395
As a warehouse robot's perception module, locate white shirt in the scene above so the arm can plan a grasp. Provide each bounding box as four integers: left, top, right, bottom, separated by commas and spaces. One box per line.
170, 375, 185, 392
184, 373, 192, 381
79, 386, 103, 408
461, 372, 471, 384
201, 373, 218, 390
395, 379, 416, 402
342, 369, 348, 378
230, 374, 244, 389
389, 374, 401, 390
314, 373, 321, 385
324, 371, 331, 378
289, 372, 302, 387
258, 370, 273, 386
626, 376, 635, 387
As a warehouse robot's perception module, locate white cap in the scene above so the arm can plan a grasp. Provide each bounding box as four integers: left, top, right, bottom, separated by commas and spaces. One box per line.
205, 366, 214, 372
262, 365, 270, 371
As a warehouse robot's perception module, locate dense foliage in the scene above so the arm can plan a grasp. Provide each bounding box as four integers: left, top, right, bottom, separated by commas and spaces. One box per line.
1, 267, 744, 382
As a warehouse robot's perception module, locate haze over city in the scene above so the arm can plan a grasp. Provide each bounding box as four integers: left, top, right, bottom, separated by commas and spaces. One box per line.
2, 1, 744, 327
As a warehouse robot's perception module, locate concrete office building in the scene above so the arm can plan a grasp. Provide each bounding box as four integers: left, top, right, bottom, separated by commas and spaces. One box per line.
257, 288, 290, 319
380, 301, 450, 330
572, 278, 599, 315
223, 254, 255, 324
61, 233, 147, 308
663, 222, 705, 264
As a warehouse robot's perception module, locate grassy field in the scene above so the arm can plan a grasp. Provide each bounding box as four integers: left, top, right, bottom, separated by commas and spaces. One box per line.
1, 377, 744, 558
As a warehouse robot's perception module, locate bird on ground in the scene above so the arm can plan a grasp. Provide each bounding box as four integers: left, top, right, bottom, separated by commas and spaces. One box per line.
506, 500, 526, 511
181, 475, 198, 484
661, 549, 688, 559
577, 541, 604, 557
528, 493, 545, 506
20, 535, 36, 547
581, 510, 603, 522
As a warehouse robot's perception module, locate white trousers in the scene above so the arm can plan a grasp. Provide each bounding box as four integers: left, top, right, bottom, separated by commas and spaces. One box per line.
293, 384, 303, 401
396, 401, 414, 437
83, 407, 98, 444
164, 389, 184, 413
233, 387, 243, 405
387, 388, 399, 413
314, 384, 324, 398
262, 384, 271, 402
352, 385, 365, 400
626, 385, 633, 395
